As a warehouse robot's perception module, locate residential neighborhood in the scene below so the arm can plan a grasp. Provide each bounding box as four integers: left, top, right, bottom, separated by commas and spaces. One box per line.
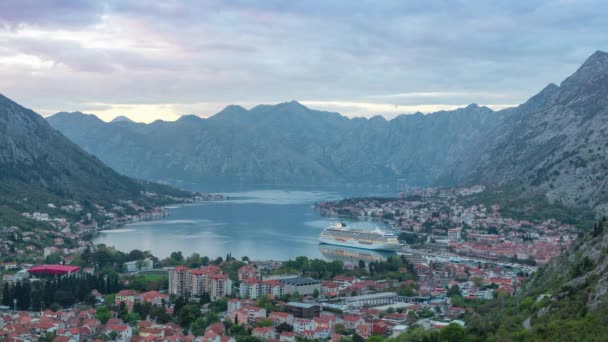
0, 186, 585, 341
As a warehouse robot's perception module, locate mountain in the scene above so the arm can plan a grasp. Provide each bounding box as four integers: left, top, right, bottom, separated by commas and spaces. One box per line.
46, 51, 608, 212
47, 101, 505, 186
434, 218, 608, 341
454, 50, 608, 212
0, 94, 191, 225
111, 115, 134, 123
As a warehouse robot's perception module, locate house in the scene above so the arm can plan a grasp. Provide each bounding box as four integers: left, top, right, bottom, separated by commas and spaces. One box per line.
340, 315, 365, 330
269, 312, 294, 326
115, 290, 138, 309
123, 258, 153, 273
292, 318, 314, 333
105, 324, 132, 342
313, 316, 335, 331
228, 299, 255, 314
238, 265, 261, 281
252, 327, 274, 340
372, 320, 390, 336
231, 306, 266, 326
279, 331, 296, 342
301, 327, 331, 340
2, 262, 17, 270
356, 323, 372, 338
321, 281, 341, 297
333, 276, 358, 290
206, 322, 226, 336
140, 291, 168, 306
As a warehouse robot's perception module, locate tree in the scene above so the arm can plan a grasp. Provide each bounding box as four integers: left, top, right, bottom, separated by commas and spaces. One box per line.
96, 307, 112, 324
439, 323, 465, 342
191, 316, 210, 336
352, 334, 365, 342
123, 312, 141, 325
333, 323, 349, 335
313, 289, 320, 299
177, 303, 202, 328
118, 301, 128, 319
276, 322, 293, 333
199, 293, 211, 305
39, 332, 56, 342
170, 251, 184, 262
208, 298, 228, 313
366, 337, 384, 342
257, 319, 273, 328
448, 284, 461, 297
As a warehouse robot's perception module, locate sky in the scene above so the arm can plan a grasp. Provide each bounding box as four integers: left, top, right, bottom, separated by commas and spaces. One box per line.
0, 0, 607, 123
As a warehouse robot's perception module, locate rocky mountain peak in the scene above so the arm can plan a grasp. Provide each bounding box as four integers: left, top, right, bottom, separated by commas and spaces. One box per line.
561, 50, 608, 88
274, 100, 308, 113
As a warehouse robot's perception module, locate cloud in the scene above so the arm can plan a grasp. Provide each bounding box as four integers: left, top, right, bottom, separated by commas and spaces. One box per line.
0, 1, 607, 121
0, 0, 106, 29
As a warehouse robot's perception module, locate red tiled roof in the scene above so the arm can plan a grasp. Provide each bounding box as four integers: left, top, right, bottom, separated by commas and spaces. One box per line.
28, 265, 80, 275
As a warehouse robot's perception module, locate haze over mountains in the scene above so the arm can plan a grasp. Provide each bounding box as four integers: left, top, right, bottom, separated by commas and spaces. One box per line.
47, 51, 608, 212
48, 101, 502, 187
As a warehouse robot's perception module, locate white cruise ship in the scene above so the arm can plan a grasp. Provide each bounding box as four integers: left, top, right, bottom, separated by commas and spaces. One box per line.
319, 223, 401, 251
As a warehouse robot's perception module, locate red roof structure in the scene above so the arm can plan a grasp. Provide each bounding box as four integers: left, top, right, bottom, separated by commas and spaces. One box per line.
28, 265, 80, 275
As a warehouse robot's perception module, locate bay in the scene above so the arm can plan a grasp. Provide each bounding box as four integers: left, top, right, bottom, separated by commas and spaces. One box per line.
93, 185, 397, 262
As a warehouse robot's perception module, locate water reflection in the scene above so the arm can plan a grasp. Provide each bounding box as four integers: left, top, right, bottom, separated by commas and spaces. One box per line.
318, 243, 395, 265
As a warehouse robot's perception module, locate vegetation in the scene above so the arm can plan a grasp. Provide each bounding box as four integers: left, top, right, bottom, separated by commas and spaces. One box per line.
2, 273, 120, 310
462, 185, 596, 229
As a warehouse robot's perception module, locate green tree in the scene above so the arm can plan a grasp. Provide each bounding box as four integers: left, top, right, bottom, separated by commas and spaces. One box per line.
276, 322, 293, 333
96, 307, 112, 324
448, 284, 461, 297
257, 319, 273, 328
123, 312, 141, 325
439, 323, 465, 342
191, 316, 209, 336
177, 303, 202, 328
367, 337, 385, 342
352, 334, 365, 342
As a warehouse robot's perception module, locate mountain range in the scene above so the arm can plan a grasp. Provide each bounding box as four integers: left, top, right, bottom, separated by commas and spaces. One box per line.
47, 50, 608, 212
48, 100, 504, 187
0, 94, 192, 226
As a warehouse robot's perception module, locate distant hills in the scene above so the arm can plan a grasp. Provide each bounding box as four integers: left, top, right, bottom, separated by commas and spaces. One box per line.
47, 102, 505, 187
0, 94, 192, 226
47, 50, 608, 212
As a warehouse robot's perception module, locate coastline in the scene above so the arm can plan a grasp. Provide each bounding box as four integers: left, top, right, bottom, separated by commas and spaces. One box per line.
93, 194, 227, 233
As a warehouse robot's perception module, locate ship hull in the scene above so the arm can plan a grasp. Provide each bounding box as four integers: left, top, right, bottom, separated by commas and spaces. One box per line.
319, 236, 400, 252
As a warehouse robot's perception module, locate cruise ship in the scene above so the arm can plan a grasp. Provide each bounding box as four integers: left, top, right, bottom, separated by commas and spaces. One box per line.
319, 223, 402, 251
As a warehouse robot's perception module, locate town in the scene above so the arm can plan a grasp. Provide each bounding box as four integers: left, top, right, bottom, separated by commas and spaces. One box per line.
0, 186, 588, 341
317, 185, 579, 267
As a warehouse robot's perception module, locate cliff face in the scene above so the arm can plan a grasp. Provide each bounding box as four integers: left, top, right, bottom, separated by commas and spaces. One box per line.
456, 51, 608, 212
522, 219, 608, 331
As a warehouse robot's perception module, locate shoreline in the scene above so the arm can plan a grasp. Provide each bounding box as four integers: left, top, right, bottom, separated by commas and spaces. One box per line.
93, 195, 228, 233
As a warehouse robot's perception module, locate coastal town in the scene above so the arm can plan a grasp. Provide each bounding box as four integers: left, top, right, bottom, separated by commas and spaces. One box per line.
0, 185, 588, 341
317, 185, 579, 267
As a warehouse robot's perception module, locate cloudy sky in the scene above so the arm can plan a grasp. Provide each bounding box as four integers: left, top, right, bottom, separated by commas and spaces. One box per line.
0, 0, 607, 122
